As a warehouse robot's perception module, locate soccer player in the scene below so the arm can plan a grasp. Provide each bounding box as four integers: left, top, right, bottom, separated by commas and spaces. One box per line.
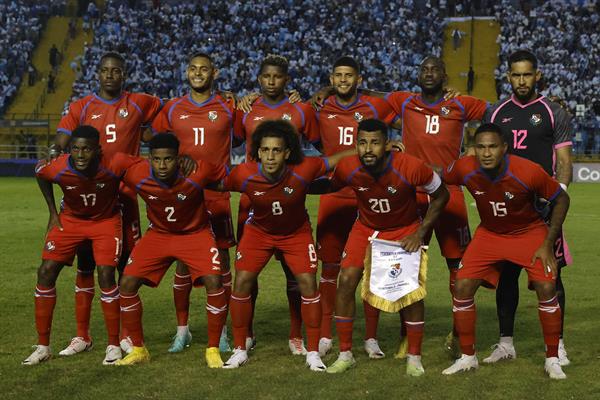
216, 120, 353, 371
24, 126, 132, 365
384, 56, 488, 357
115, 133, 228, 367
482, 50, 573, 365
54, 52, 162, 357
441, 123, 569, 380
314, 56, 400, 358
233, 54, 320, 355
326, 118, 449, 375
151, 52, 235, 353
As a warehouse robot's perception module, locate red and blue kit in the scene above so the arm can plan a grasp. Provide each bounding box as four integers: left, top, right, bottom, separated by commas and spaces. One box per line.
443, 154, 563, 286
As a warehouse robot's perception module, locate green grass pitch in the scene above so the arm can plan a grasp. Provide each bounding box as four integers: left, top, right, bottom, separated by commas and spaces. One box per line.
1, 178, 599, 399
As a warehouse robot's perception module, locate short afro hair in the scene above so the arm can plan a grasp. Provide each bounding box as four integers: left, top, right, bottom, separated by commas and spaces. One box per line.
149, 133, 180, 153
71, 125, 100, 142
333, 56, 360, 75
259, 54, 289, 75
357, 118, 389, 139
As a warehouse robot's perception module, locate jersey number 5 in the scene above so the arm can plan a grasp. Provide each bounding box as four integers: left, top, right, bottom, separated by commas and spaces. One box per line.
106, 124, 117, 143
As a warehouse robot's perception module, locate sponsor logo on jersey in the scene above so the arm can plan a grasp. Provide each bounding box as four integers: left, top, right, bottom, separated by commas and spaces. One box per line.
177, 193, 187, 201
179, 114, 190, 120
457, 261, 463, 270
118, 108, 129, 118
236, 251, 242, 260
66, 185, 77, 190
208, 111, 218, 121
253, 116, 264, 121
440, 106, 450, 116
91, 114, 102, 120
387, 186, 397, 194
283, 186, 294, 195
327, 114, 338, 119
212, 266, 221, 271
530, 113, 542, 126
148, 195, 158, 200
474, 190, 486, 196
34, 162, 49, 173
282, 113, 292, 121
446, 162, 455, 173
96, 183, 105, 189
354, 112, 364, 121
414, 106, 424, 111
504, 191, 514, 200
501, 117, 513, 123
358, 187, 369, 191
45, 241, 56, 251
253, 191, 265, 196
310, 263, 317, 269
388, 263, 402, 279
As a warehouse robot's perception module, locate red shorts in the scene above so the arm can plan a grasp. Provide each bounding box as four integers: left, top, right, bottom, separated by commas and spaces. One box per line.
341, 219, 419, 269
459, 226, 555, 288
42, 213, 122, 267
124, 228, 222, 287
205, 190, 235, 249
235, 221, 318, 275
119, 183, 141, 252
417, 189, 470, 259
316, 190, 357, 264
236, 193, 252, 241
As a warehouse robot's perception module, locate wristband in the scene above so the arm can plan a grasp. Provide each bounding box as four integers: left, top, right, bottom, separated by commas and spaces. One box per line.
559, 183, 568, 191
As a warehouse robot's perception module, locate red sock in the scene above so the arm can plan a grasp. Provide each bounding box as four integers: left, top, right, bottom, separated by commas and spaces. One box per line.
448, 269, 458, 337
300, 292, 321, 352
538, 295, 561, 357
100, 286, 120, 346
319, 263, 339, 339
35, 285, 56, 346
230, 293, 252, 349
206, 288, 228, 348
287, 279, 303, 339
363, 301, 380, 340
119, 291, 143, 347
172, 273, 192, 326
405, 321, 425, 355
452, 297, 476, 355
335, 316, 354, 352
75, 270, 94, 341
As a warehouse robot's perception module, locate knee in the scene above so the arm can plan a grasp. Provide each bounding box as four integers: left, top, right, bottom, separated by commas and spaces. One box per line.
96, 266, 116, 288
454, 279, 476, 299
203, 274, 222, 292
536, 283, 557, 301
295, 274, 317, 295
119, 275, 139, 293
37, 261, 60, 285
337, 270, 360, 296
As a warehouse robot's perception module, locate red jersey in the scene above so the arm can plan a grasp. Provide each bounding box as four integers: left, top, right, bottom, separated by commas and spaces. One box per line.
151, 93, 234, 166
234, 97, 320, 158
317, 94, 398, 157
386, 92, 487, 172
35, 153, 136, 220
223, 157, 328, 235
442, 154, 562, 235
332, 152, 438, 231
57, 91, 162, 157
122, 160, 227, 234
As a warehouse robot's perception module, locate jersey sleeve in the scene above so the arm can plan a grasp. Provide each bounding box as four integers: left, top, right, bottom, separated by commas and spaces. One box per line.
459, 96, 488, 121
56, 100, 84, 136
35, 156, 65, 181
233, 111, 247, 141
384, 91, 413, 115
441, 158, 469, 186
550, 103, 573, 147
330, 158, 351, 191
198, 160, 228, 185
298, 103, 320, 143
137, 94, 163, 126
150, 99, 174, 134
371, 97, 399, 125
304, 157, 329, 180
109, 153, 144, 176
404, 155, 435, 187
221, 164, 248, 192
528, 163, 562, 202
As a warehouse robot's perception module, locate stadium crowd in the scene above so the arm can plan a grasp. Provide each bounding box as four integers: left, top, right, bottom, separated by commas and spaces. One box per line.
493, 0, 600, 154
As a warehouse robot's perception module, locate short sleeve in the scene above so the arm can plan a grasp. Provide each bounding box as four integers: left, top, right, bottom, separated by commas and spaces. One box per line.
199, 160, 228, 185
56, 100, 83, 135
331, 158, 350, 191
459, 96, 488, 121
35, 156, 64, 181
233, 112, 247, 141
371, 97, 399, 125
109, 153, 143, 176
529, 163, 562, 201
441, 159, 467, 186
221, 164, 248, 192
384, 91, 413, 115
150, 100, 173, 134
551, 104, 573, 147
298, 103, 320, 143
303, 157, 328, 180
139, 94, 163, 126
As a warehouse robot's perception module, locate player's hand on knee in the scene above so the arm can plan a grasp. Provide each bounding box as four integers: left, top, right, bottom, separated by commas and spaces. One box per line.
531, 242, 557, 278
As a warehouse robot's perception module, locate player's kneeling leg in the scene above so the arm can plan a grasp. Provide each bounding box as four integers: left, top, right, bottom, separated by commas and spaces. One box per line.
115, 276, 149, 366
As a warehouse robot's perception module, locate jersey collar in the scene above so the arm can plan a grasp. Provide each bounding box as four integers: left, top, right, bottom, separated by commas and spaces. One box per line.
93, 92, 124, 105
259, 96, 289, 109
510, 94, 545, 109
258, 163, 289, 183
187, 93, 215, 107
478, 154, 510, 183
334, 94, 361, 110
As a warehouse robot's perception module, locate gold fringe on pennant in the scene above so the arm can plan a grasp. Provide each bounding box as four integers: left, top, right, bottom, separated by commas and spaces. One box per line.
361, 243, 428, 313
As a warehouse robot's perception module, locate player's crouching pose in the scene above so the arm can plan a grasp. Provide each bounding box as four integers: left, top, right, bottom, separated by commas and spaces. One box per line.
325, 119, 449, 376
441, 123, 570, 379
212, 120, 353, 371
24, 126, 134, 366
115, 134, 228, 367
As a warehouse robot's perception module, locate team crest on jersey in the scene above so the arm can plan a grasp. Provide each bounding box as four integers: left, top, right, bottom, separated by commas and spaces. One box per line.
177, 193, 187, 201
440, 106, 451, 116
504, 191, 514, 200
354, 112, 364, 121
283, 186, 294, 195
387, 186, 397, 194
530, 113, 542, 126
388, 263, 402, 279
45, 241, 56, 251
208, 111, 218, 122
96, 183, 105, 189
118, 108, 129, 118
282, 113, 292, 121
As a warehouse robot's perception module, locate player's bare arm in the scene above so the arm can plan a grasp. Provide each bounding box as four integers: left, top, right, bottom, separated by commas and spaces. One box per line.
555, 146, 573, 187
532, 190, 570, 278
309, 86, 334, 109
36, 174, 62, 232
399, 182, 449, 252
